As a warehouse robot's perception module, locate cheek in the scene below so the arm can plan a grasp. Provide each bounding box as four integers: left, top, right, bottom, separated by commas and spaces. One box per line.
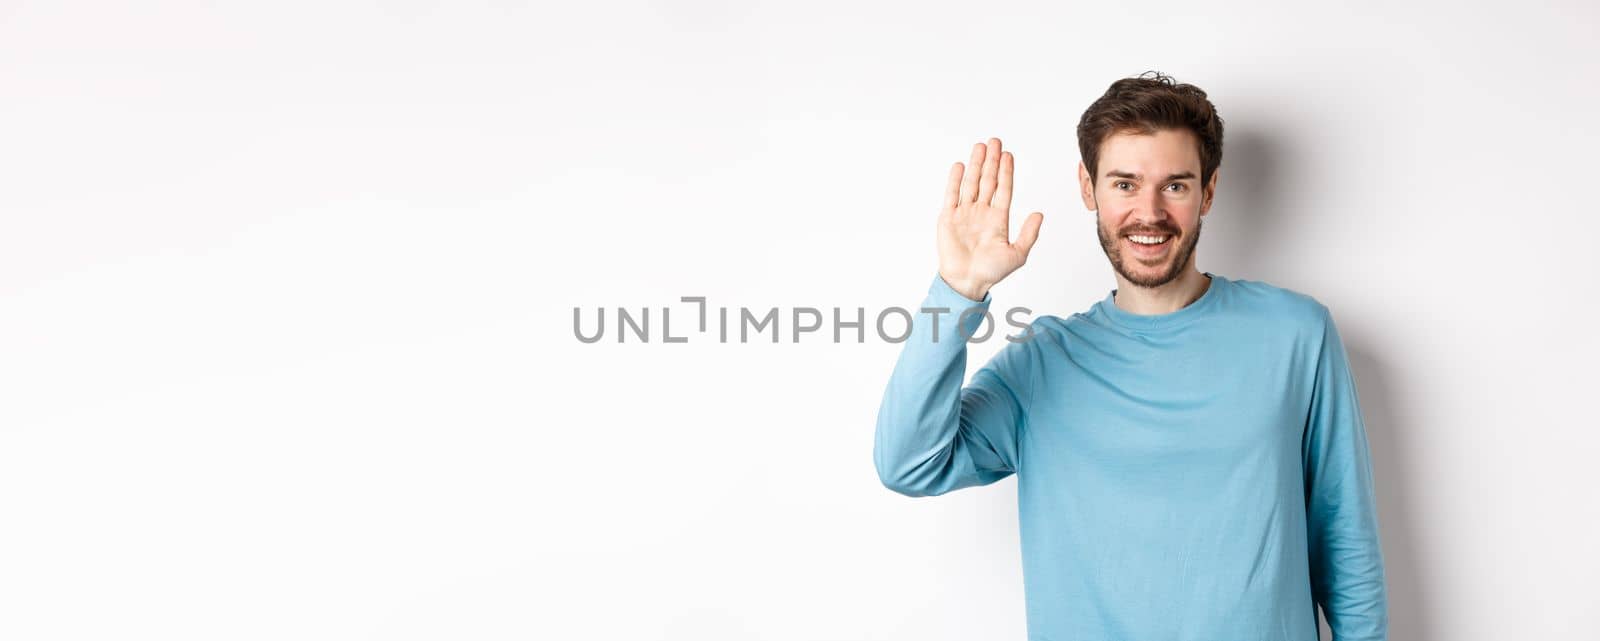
1172, 205, 1205, 229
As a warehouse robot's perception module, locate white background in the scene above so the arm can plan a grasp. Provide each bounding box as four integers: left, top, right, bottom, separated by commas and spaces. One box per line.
2, 1, 1596, 639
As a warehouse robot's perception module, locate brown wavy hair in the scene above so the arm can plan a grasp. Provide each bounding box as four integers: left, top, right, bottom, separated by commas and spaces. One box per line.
1076, 70, 1225, 188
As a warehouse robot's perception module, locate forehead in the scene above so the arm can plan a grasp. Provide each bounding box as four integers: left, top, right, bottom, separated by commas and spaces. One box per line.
1097, 128, 1201, 178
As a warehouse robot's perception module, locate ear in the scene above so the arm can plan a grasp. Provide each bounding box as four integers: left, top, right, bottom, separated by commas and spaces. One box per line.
1078, 161, 1097, 211
1199, 167, 1220, 216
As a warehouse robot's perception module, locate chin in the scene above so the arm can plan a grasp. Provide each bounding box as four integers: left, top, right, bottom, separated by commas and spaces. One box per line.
1118, 260, 1183, 288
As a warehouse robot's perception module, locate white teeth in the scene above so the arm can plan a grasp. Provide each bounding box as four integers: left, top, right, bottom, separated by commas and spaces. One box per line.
1128, 234, 1170, 245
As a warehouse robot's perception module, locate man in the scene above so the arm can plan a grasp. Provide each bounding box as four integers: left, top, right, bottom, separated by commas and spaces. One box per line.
873, 72, 1388, 641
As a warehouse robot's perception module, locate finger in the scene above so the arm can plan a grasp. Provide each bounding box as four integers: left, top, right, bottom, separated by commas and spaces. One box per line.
959, 142, 984, 203
993, 151, 1014, 212
977, 138, 1001, 205
1014, 211, 1044, 258
942, 161, 963, 212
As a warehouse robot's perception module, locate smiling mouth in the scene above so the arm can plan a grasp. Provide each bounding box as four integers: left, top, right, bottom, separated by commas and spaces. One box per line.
1123, 233, 1174, 257
1126, 233, 1171, 246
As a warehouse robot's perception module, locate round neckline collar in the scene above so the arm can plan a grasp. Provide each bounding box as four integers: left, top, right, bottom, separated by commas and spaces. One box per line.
1097, 272, 1224, 331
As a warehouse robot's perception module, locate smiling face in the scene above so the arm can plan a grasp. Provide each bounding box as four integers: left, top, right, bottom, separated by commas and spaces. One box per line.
1078, 128, 1218, 289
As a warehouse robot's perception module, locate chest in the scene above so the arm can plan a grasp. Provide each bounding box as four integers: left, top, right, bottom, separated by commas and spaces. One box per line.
1021, 329, 1314, 474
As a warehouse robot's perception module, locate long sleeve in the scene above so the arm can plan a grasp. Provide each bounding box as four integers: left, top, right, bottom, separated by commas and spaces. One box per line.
1301, 305, 1389, 640
873, 273, 1035, 498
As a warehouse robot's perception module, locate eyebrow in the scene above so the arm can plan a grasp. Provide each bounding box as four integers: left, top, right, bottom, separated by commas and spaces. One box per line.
1104, 170, 1197, 182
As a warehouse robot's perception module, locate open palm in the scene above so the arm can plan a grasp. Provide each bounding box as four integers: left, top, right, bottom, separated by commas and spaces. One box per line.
937, 137, 1045, 301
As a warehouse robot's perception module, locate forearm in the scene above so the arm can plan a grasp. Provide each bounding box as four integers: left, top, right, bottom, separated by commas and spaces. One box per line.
1309, 474, 1387, 640
873, 274, 998, 497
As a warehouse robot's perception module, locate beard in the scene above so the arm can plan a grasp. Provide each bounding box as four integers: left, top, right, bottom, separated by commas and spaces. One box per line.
1096, 214, 1203, 289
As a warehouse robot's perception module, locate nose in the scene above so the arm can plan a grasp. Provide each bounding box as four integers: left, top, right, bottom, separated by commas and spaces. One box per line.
1129, 189, 1169, 227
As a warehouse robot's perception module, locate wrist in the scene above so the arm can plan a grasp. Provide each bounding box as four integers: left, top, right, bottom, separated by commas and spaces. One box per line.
939, 272, 992, 302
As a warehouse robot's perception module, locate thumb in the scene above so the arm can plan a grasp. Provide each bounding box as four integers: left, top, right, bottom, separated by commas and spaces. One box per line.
1014, 211, 1044, 258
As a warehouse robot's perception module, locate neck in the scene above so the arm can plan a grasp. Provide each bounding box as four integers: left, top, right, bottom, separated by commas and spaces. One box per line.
1111, 264, 1211, 315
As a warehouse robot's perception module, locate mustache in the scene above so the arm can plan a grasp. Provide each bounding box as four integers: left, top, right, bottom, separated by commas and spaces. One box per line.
1119, 225, 1179, 236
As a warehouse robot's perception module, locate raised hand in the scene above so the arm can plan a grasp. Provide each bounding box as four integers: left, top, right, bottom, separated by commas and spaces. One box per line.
936, 138, 1045, 301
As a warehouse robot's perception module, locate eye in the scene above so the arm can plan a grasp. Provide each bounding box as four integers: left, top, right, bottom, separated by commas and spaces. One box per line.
1166, 183, 1187, 192
1114, 181, 1133, 190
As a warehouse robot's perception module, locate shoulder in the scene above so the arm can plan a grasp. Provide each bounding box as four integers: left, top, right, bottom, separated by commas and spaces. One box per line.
1222, 275, 1334, 331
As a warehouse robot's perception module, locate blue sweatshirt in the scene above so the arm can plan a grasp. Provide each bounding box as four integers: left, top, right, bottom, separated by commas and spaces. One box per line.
874, 271, 1387, 641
